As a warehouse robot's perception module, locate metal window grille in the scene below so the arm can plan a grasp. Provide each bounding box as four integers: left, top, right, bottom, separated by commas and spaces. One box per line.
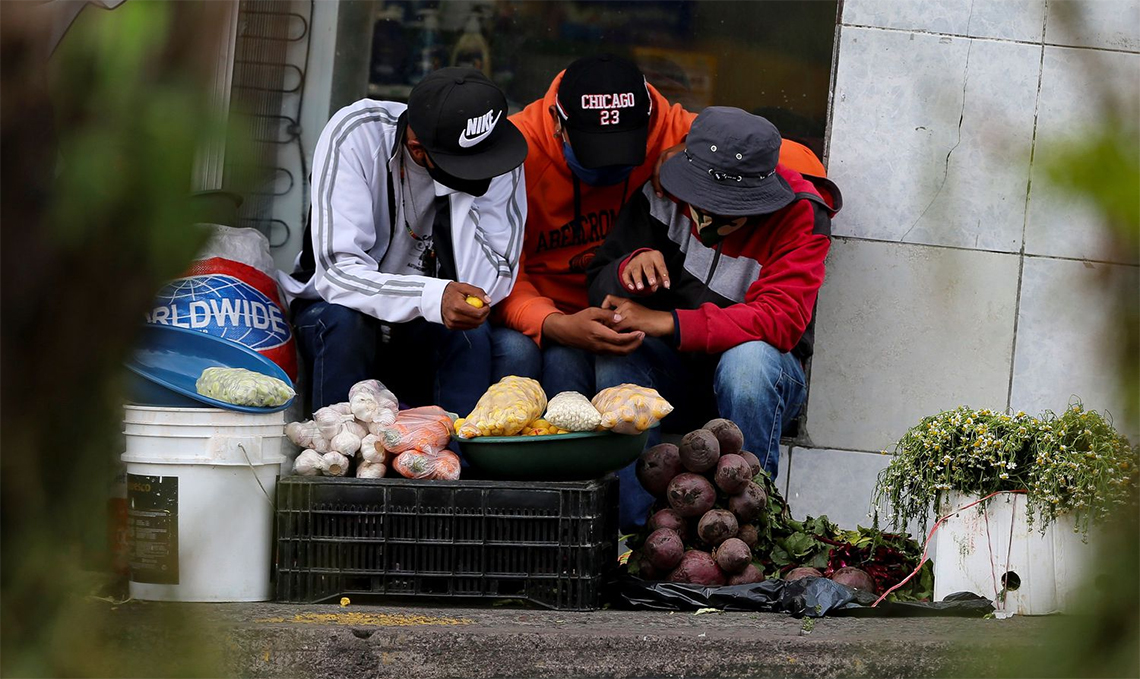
226, 0, 311, 249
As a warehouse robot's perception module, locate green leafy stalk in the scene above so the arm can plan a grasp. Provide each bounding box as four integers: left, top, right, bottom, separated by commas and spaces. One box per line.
873, 401, 1138, 538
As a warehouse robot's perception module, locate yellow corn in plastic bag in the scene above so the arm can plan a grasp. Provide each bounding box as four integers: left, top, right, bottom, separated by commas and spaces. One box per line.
458, 376, 547, 438
591, 384, 674, 435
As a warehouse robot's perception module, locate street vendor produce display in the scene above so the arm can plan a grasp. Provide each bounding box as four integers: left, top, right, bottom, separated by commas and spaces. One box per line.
457, 377, 673, 439
286, 376, 674, 483
286, 379, 459, 480
627, 417, 932, 600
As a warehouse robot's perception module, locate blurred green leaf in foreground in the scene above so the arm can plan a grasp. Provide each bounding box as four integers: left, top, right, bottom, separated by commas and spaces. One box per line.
1, 1, 244, 675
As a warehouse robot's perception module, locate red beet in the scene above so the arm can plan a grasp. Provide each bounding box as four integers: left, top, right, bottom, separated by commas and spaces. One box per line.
697, 509, 739, 546
643, 528, 685, 571
739, 451, 762, 478
666, 473, 717, 518
728, 482, 768, 523
703, 418, 744, 455
737, 524, 759, 549
785, 566, 823, 581
712, 537, 751, 574
647, 508, 686, 534
830, 567, 877, 594
667, 550, 726, 586
727, 563, 764, 585
678, 429, 720, 473
714, 454, 752, 494
636, 443, 683, 497
634, 555, 660, 581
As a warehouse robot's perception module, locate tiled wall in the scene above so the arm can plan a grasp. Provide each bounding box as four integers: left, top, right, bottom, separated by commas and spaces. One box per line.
785, 0, 1140, 531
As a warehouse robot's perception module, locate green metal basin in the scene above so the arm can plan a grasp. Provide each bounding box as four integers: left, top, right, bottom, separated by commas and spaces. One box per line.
457, 427, 653, 481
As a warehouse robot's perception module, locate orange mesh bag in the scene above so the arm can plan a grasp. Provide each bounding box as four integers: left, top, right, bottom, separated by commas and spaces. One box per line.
379, 406, 454, 455
393, 450, 461, 480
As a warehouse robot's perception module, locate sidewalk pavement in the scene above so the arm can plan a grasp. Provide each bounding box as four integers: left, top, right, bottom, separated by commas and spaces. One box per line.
103, 600, 1063, 678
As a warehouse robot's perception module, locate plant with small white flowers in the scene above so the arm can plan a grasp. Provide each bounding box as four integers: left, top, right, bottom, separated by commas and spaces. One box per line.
873, 400, 1137, 539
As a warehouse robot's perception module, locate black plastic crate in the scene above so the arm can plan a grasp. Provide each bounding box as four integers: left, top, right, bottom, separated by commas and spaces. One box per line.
275, 475, 618, 610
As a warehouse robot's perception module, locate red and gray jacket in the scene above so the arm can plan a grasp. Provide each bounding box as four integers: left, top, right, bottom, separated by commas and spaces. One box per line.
586, 165, 841, 357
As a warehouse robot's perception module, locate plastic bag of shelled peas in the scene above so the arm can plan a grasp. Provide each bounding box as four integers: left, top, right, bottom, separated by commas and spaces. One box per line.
458, 376, 547, 438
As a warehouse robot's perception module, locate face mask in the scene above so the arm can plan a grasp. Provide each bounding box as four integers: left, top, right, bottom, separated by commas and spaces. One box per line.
688, 204, 749, 246
562, 141, 635, 187
425, 157, 492, 197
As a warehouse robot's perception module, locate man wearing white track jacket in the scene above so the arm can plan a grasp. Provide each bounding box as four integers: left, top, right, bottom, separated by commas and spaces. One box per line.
278, 68, 529, 415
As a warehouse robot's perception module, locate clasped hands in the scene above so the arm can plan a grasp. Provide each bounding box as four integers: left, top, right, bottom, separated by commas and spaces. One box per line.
542, 250, 673, 355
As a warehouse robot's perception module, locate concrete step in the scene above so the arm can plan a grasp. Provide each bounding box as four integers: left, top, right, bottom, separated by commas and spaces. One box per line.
102, 601, 1062, 678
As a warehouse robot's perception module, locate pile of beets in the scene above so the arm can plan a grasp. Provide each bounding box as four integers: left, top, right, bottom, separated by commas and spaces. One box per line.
632, 419, 768, 585
631, 418, 879, 593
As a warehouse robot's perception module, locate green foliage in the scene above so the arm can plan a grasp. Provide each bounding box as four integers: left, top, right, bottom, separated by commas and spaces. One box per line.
2, 2, 238, 675
873, 402, 1138, 538
749, 473, 932, 601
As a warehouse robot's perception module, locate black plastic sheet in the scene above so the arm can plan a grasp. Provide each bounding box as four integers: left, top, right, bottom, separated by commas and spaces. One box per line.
605, 574, 994, 618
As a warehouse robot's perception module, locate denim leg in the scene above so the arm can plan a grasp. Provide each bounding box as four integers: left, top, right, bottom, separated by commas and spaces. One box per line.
292, 301, 378, 412
490, 326, 542, 382
414, 321, 494, 418
595, 337, 690, 533
713, 341, 807, 479
541, 344, 595, 396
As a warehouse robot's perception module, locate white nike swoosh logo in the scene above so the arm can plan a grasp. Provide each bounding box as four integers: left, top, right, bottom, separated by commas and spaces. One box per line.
458, 111, 502, 148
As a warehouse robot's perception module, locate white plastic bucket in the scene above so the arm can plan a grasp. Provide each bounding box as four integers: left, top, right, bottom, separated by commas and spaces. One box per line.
933, 491, 1102, 615
122, 405, 286, 602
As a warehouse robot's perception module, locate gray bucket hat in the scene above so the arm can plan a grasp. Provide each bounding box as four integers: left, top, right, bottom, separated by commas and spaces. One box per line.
659, 107, 795, 216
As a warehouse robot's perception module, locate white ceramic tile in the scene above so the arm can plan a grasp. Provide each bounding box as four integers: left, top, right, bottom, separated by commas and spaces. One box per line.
828, 29, 1038, 252
776, 445, 792, 498
842, 0, 970, 34
786, 448, 894, 529
1009, 256, 1139, 439
806, 239, 1021, 452
842, 0, 1046, 42
1024, 46, 1140, 264
969, 0, 1048, 42
1045, 0, 1140, 52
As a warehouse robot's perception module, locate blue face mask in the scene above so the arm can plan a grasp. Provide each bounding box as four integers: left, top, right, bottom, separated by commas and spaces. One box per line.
562, 141, 635, 187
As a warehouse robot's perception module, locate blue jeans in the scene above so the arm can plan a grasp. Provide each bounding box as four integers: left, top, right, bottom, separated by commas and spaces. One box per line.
489, 328, 595, 397
293, 301, 494, 417
595, 338, 807, 532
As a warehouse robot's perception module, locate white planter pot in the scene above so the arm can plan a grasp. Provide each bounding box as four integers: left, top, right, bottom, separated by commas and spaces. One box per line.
932, 491, 1100, 616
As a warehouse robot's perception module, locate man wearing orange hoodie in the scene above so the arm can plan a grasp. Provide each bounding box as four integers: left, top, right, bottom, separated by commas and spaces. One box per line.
491, 54, 826, 398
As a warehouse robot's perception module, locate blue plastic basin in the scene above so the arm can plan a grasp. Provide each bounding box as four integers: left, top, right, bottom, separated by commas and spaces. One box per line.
125, 324, 295, 414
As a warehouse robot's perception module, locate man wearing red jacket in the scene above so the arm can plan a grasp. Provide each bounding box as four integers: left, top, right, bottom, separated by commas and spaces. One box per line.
491, 55, 825, 396
586, 107, 840, 530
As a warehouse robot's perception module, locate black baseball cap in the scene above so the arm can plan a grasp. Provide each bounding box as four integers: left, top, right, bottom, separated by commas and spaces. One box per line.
659, 107, 795, 216
407, 67, 528, 180
556, 54, 652, 168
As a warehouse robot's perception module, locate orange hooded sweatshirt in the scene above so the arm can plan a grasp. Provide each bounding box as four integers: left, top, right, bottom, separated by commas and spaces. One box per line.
497, 72, 826, 344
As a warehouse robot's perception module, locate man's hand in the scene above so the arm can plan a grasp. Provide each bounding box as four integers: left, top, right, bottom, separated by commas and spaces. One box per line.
622, 249, 670, 294
602, 295, 675, 338
542, 308, 645, 355
441, 282, 491, 330
651, 142, 686, 198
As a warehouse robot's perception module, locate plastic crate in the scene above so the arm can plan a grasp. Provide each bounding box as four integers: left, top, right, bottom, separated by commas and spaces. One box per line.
275, 475, 618, 610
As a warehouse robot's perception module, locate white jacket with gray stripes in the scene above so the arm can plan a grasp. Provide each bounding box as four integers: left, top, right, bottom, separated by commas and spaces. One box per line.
276, 99, 526, 325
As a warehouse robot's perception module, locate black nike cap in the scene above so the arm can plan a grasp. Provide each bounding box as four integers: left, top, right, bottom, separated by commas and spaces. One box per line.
406, 67, 528, 180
